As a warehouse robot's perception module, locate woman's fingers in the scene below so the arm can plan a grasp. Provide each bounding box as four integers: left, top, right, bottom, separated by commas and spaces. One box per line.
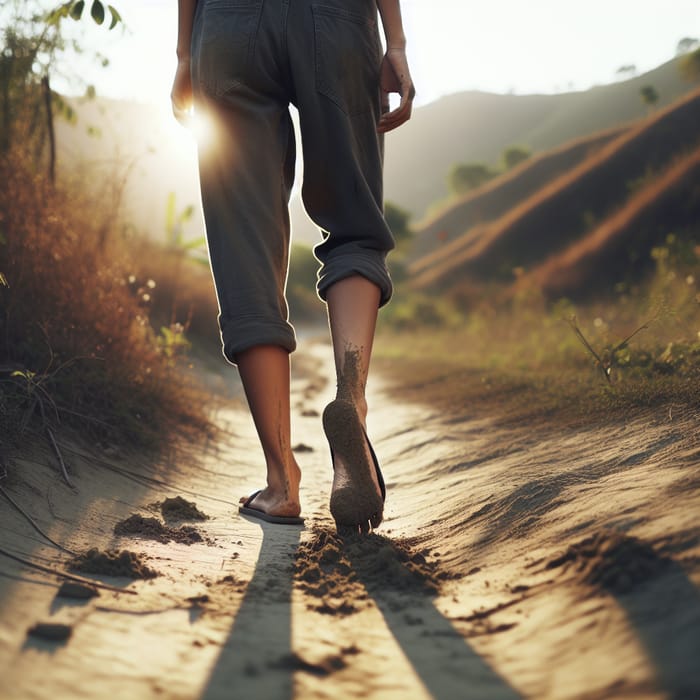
171, 61, 193, 125
377, 50, 415, 133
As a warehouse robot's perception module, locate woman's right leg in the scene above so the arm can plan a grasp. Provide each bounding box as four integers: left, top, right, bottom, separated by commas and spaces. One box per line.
324, 275, 385, 529
236, 345, 301, 518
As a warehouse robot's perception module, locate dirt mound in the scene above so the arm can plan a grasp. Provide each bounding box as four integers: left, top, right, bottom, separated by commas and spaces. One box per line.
546, 530, 673, 594
294, 527, 458, 616
157, 496, 209, 522
68, 548, 159, 579
114, 514, 207, 545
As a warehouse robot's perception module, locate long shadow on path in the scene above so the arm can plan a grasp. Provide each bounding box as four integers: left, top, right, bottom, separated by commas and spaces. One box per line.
298, 529, 522, 700
203, 524, 521, 699
201, 520, 302, 700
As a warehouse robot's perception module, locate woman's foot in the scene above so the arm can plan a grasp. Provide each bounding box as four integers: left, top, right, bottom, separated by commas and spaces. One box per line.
238, 460, 303, 524
323, 399, 384, 531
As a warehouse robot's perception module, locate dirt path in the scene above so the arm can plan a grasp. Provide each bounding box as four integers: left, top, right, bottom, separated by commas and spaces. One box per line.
1, 338, 699, 699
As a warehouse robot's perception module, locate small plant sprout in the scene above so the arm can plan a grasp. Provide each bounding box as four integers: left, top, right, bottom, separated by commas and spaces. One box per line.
157, 323, 191, 362
567, 315, 654, 384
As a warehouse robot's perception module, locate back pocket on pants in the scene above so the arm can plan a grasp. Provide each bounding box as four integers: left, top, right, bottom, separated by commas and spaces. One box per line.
195, 0, 261, 96
312, 4, 381, 116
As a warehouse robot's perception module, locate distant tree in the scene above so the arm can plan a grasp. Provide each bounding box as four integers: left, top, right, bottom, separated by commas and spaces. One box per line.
615, 64, 637, 80
383, 201, 413, 283
384, 201, 413, 248
448, 162, 496, 195
679, 47, 700, 83
676, 37, 700, 55
0, 0, 122, 180
639, 85, 659, 112
502, 145, 531, 170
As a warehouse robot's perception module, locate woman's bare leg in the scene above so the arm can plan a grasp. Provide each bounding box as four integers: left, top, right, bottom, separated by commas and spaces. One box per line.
236, 345, 301, 517
326, 275, 381, 425
325, 276, 383, 512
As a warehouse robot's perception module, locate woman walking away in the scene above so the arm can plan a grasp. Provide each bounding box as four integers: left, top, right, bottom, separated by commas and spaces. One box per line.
171, 0, 415, 532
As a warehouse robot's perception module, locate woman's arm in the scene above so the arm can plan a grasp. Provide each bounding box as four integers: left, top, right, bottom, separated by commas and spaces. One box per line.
171, 0, 198, 124
376, 0, 415, 132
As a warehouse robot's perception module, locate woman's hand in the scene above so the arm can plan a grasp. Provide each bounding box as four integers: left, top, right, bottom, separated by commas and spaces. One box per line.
171, 58, 193, 126
377, 47, 415, 133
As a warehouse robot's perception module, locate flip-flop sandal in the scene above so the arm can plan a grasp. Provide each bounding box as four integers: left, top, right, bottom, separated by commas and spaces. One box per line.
239, 490, 305, 525
323, 399, 385, 530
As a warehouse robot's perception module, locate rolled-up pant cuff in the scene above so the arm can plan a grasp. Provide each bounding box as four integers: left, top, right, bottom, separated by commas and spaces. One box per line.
220, 316, 297, 365
316, 251, 393, 308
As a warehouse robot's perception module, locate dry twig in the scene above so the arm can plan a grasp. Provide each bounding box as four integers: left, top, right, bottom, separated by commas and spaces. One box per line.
0, 548, 138, 595
0, 485, 76, 555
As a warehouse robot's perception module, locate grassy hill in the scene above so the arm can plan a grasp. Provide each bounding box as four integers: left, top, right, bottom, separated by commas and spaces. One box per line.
520, 145, 700, 298
407, 86, 700, 299
385, 58, 694, 219
409, 125, 628, 262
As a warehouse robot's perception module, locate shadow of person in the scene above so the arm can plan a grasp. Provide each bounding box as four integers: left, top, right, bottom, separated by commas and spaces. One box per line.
299, 528, 522, 700
200, 519, 302, 700
590, 533, 700, 698
616, 560, 700, 698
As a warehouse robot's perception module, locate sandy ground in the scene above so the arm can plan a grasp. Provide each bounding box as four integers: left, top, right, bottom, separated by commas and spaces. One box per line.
1, 337, 699, 700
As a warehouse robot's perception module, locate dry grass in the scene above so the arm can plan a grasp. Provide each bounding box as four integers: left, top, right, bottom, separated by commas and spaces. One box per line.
0, 150, 213, 457
377, 261, 700, 424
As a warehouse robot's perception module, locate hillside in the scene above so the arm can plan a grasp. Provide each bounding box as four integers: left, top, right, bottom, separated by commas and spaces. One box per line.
384, 57, 694, 218
409, 125, 628, 263
407, 86, 700, 297
521, 145, 700, 298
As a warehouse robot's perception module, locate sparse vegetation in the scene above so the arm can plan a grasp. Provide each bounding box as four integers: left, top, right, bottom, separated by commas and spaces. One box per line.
502, 145, 531, 171
448, 162, 497, 195
0, 149, 213, 463
679, 47, 700, 83
640, 84, 659, 112
377, 239, 700, 421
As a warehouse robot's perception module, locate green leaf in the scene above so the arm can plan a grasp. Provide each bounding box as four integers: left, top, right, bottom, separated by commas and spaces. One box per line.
47, 4, 71, 25
70, 0, 85, 20
91, 0, 105, 25
181, 236, 207, 251
165, 192, 176, 245
108, 5, 122, 30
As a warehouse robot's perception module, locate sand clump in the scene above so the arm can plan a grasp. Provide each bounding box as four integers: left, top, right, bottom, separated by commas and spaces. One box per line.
294, 527, 457, 616
157, 496, 209, 522
56, 582, 100, 600
27, 623, 73, 642
68, 548, 159, 579
114, 513, 211, 545
546, 530, 673, 594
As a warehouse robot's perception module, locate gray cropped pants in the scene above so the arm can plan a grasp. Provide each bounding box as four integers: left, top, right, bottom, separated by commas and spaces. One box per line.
191, 0, 395, 363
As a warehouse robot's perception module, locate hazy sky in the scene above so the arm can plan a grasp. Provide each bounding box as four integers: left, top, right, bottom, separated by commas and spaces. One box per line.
48, 0, 700, 105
